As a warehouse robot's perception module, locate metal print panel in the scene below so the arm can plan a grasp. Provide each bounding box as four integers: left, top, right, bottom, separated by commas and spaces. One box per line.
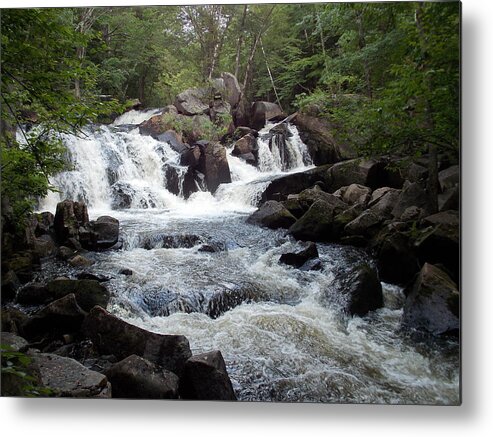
0, 1, 460, 404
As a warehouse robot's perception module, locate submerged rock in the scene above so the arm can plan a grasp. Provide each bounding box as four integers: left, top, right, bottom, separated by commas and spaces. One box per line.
279, 242, 319, 268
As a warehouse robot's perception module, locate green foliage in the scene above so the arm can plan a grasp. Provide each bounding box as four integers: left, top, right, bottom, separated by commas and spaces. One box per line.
1, 344, 52, 397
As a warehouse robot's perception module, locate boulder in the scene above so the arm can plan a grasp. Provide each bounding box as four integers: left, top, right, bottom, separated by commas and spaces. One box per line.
2, 251, 38, 284
156, 130, 188, 154
298, 186, 347, 212
391, 182, 434, 219
402, 263, 459, 336
82, 306, 192, 375
179, 350, 236, 400
16, 283, 50, 305
334, 184, 372, 206
139, 114, 167, 138
438, 165, 459, 191
231, 133, 257, 157
289, 200, 338, 242
368, 188, 401, 218
221, 72, 242, 108
250, 101, 284, 130
105, 354, 179, 399
1, 332, 29, 352
281, 197, 305, 219
438, 185, 459, 211
291, 113, 356, 165
332, 204, 366, 238
54, 200, 89, 242
1, 270, 21, 302
32, 353, 111, 397
180, 145, 201, 168
376, 232, 419, 285
174, 88, 209, 116
197, 141, 232, 193
58, 246, 75, 261
68, 254, 94, 268
1, 306, 29, 334
332, 264, 383, 316
80, 216, 119, 250
46, 279, 110, 312
32, 234, 57, 258
23, 294, 87, 340
279, 242, 319, 268
344, 210, 384, 238
246, 200, 297, 229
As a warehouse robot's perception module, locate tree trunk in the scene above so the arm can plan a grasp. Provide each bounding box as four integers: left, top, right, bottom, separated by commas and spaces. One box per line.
234, 5, 248, 78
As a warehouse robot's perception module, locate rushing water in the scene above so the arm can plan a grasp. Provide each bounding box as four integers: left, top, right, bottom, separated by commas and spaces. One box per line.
36, 110, 460, 404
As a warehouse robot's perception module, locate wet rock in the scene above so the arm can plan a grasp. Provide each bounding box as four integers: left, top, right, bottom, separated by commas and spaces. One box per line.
16, 283, 50, 305
299, 258, 323, 271
205, 286, 256, 319
281, 197, 305, 219
32, 353, 111, 397
68, 254, 94, 268
82, 306, 192, 375
197, 141, 232, 193
438, 165, 459, 191
1, 307, 29, 334
250, 101, 284, 130
402, 263, 459, 336
156, 130, 188, 154
46, 279, 110, 312
105, 354, 179, 399
279, 242, 319, 268
289, 200, 338, 242
80, 216, 119, 250
1, 270, 21, 302
247, 201, 297, 229
232, 133, 257, 157
332, 264, 383, 316
179, 350, 236, 400
180, 145, 201, 168
58, 246, 75, 261
54, 200, 89, 242
291, 113, 356, 165
33, 211, 55, 235
138, 232, 203, 250
23, 294, 87, 341
376, 232, 419, 285
32, 234, 58, 258
76, 272, 111, 282
119, 268, 133, 276
391, 182, 434, 219
174, 88, 209, 116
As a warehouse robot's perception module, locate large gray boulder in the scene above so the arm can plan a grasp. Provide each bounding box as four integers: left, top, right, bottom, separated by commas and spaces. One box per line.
344, 210, 384, 238
250, 101, 284, 130
438, 165, 459, 191
402, 263, 459, 336
246, 201, 297, 229
79, 215, 119, 250
297, 186, 347, 212
82, 306, 192, 375
221, 72, 242, 108
179, 350, 237, 400
391, 182, 434, 219
105, 354, 179, 399
32, 353, 111, 397
197, 141, 232, 193
174, 88, 209, 116
334, 184, 372, 206
46, 278, 110, 311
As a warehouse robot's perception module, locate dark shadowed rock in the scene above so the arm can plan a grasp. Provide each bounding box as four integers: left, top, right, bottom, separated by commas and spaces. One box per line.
16, 283, 50, 305
232, 133, 257, 156
376, 232, 419, 285
180, 145, 201, 168
1, 270, 21, 302
54, 200, 89, 242
402, 263, 459, 336
250, 101, 284, 130
46, 279, 110, 312
82, 306, 192, 374
438, 185, 459, 212
279, 242, 319, 268
68, 254, 94, 268
105, 354, 179, 399
332, 204, 366, 239
32, 353, 111, 397
289, 200, 338, 242
179, 350, 236, 400
247, 201, 297, 229
291, 113, 356, 165
332, 264, 383, 316
344, 210, 384, 238
23, 294, 87, 340
391, 182, 434, 219
32, 234, 57, 258
157, 130, 188, 154
197, 141, 232, 193
80, 215, 119, 250
281, 197, 305, 219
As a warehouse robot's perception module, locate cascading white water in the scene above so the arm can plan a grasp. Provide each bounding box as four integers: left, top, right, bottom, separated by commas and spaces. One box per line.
35, 109, 459, 404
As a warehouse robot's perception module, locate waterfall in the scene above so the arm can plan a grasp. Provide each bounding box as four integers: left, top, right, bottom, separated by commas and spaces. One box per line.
38, 111, 313, 214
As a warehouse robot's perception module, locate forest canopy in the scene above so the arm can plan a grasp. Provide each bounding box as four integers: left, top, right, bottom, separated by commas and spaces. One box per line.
0, 2, 460, 220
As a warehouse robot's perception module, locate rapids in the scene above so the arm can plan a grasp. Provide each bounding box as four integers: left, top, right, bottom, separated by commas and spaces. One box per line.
35, 110, 460, 404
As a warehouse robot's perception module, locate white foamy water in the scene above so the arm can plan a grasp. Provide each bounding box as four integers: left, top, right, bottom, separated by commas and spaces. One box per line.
35, 110, 459, 404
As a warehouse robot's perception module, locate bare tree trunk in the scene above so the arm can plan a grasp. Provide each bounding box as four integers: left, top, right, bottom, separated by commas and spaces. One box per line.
260, 38, 282, 111
234, 5, 248, 78
74, 8, 96, 99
